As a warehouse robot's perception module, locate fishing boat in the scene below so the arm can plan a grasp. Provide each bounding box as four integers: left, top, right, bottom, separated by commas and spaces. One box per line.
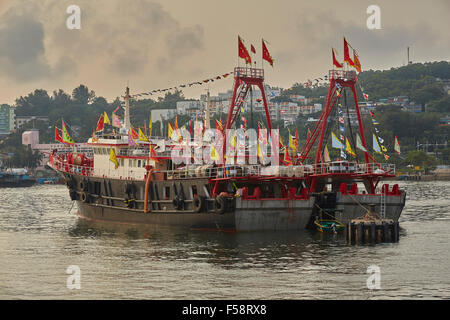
48, 52, 406, 231
0, 168, 36, 188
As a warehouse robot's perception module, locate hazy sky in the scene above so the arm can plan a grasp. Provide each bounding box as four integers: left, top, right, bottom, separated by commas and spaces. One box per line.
0, 0, 449, 105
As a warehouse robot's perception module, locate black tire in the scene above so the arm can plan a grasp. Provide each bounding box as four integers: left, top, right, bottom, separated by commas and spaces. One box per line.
69, 190, 78, 201
66, 178, 74, 189
193, 195, 204, 213
214, 196, 226, 214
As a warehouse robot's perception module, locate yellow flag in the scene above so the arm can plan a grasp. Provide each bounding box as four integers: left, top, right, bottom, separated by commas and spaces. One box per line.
109, 148, 119, 169
138, 128, 149, 142
345, 138, 356, 157
210, 145, 219, 161
104, 112, 110, 125
289, 132, 296, 153
168, 122, 174, 139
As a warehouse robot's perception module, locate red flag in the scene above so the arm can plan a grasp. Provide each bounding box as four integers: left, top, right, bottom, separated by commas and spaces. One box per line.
238, 36, 252, 64
353, 49, 362, 72
189, 120, 193, 136
295, 128, 299, 148
55, 127, 64, 143
262, 39, 274, 66
251, 44, 256, 54
95, 114, 104, 132
130, 127, 139, 139
150, 145, 160, 163
343, 37, 355, 67
332, 48, 343, 68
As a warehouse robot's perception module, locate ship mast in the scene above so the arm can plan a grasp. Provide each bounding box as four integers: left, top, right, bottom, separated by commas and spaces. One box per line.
204, 89, 211, 129
124, 86, 131, 130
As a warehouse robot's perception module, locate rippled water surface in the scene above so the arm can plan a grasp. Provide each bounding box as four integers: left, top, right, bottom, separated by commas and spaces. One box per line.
1, 181, 449, 299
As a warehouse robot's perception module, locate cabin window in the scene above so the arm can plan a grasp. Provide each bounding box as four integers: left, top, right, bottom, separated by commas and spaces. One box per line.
132, 159, 137, 167
164, 186, 170, 199
129, 159, 132, 167
138, 160, 141, 167
120, 159, 124, 166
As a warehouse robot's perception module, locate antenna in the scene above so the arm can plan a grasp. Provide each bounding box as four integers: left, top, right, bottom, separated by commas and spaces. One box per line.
204, 89, 211, 129
407, 46, 411, 65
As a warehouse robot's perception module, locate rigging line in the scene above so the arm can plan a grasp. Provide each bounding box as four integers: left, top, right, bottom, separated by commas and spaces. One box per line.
314, 204, 345, 225
343, 88, 358, 163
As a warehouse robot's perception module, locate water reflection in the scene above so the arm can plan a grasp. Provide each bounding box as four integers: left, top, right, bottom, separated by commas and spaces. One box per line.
1, 182, 449, 299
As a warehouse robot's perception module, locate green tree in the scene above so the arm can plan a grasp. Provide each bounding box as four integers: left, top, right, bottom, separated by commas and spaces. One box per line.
72, 85, 96, 104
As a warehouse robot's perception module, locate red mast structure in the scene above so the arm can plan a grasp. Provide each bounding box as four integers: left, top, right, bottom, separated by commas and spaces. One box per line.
298, 69, 375, 193
225, 67, 272, 132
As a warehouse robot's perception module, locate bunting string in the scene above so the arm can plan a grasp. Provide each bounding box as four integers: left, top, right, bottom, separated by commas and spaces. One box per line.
129, 71, 234, 99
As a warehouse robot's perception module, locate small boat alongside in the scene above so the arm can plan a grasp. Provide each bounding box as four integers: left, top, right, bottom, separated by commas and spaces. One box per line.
314, 219, 345, 233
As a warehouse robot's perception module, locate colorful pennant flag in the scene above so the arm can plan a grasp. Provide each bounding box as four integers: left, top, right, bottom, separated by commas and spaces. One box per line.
95, 114, 104, 132
112, 113, 121, 128
353, 49, 362, 72
332, 48, 343, 68
331, 132, 344, 149
55, 127, 64, 143
109, 147, 119, 169
104, 112, 111, 125
262, 39, 274, 66
138, 128, 149, 142
62, 120, 75, 145
356, 134, 367, 152
394, 136, 401, 155
324, 145, 331, 162
238, 36, 252, 64
343, 37, 355, 67
345, 138, 356, 157
373, 134, 382, 154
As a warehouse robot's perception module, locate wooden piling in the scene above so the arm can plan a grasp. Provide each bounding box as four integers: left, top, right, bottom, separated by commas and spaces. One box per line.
347, 218, 399, 245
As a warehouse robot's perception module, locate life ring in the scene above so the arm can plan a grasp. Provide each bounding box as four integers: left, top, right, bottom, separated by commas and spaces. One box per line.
80, 192, 89, 203
214, 196, 226, 214
79, 179, 88, 191
193, 195, 204, 213
172, 196, 184, 210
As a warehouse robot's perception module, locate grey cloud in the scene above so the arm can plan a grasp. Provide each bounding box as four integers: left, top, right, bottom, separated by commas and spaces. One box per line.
0, 11, 51, 81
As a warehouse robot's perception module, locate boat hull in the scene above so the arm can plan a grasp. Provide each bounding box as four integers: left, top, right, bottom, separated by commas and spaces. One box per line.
75, 197, 315, 232
335, 192, 406, 224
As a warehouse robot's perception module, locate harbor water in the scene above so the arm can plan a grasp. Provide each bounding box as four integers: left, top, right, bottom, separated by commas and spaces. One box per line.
0, 181, 449, 299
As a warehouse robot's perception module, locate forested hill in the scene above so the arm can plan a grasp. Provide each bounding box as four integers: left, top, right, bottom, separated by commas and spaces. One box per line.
286, 61, 450, 113
3, 61, 450, 144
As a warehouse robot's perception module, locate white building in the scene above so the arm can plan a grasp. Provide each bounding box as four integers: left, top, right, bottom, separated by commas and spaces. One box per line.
176, 100, 205, 115
151, 109, 177, 122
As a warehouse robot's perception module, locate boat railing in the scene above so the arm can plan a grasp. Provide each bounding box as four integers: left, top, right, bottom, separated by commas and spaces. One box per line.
312, 161, 395, 175
164, 164, 262, 180
48, 156, 94, 176
234, 67, 264, 79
